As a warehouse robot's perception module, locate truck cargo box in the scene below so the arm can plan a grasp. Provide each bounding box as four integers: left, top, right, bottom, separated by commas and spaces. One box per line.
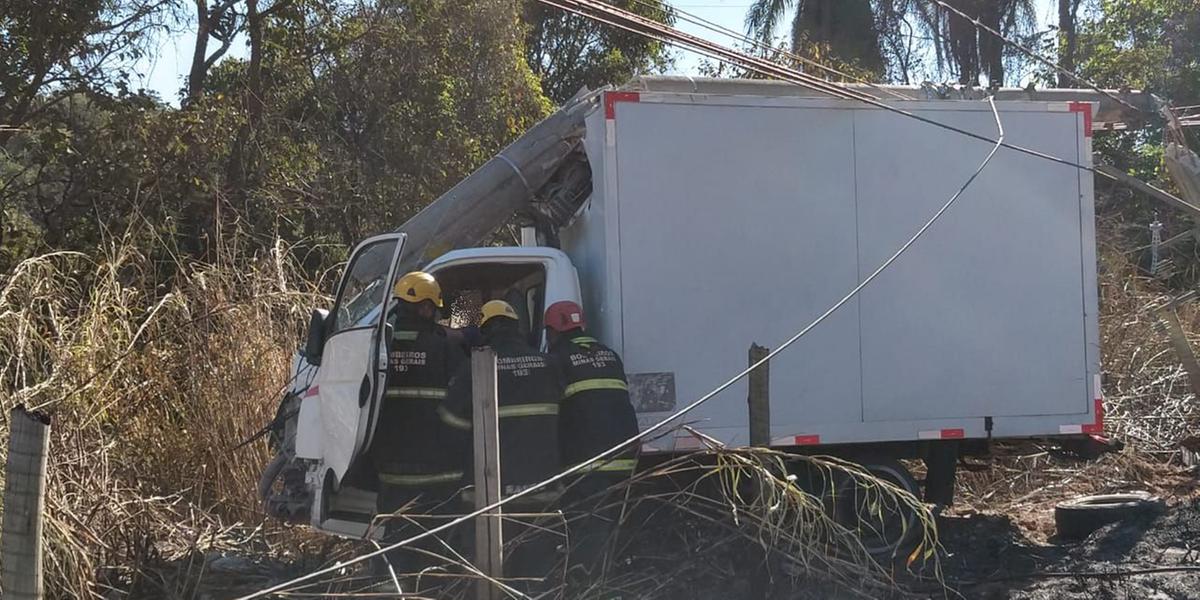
561, 91, 1100, 451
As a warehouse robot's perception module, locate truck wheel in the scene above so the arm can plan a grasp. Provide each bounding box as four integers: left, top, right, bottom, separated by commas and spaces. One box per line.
1054, 492, 1162, 539
829, 459, 921, 559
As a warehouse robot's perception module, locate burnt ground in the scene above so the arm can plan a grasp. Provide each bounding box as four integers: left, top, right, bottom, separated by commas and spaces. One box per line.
127, 452, 1200, 600
131, 501, 1200, 600
936, 499, 1200, 599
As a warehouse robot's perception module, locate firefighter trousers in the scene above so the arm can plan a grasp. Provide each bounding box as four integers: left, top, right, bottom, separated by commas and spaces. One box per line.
374, 482, 463, 580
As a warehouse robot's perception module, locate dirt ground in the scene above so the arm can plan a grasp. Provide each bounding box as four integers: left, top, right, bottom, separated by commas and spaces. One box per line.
937, 499, 1200, 599
135, 449, 1200, 600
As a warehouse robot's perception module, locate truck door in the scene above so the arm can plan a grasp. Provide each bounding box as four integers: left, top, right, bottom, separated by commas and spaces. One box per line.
314, 233, 406, 487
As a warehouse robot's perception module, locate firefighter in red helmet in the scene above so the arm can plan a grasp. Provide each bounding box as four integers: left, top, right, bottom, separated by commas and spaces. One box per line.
544, 300, 639, 580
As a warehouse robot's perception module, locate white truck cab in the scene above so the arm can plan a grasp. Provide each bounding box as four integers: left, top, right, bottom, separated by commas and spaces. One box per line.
281, 239, 581, 538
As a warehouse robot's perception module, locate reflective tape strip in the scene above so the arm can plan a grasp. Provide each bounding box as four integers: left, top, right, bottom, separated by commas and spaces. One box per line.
771, 435, 820, 446
919, 428, 964, 440
577, 458, 636, 473
572, 336, 600, 346
498, 403, 559, 418
461, 486, 562, 505
379, 471, 463, 486
564, 378, 628, 398
437, 405, 472, 430
385, 387, 447, 400
393, 330, 419, 341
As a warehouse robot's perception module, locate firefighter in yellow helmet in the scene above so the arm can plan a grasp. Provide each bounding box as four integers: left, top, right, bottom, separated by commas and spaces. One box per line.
371, 271, 464, 581
439, 300, 565, 592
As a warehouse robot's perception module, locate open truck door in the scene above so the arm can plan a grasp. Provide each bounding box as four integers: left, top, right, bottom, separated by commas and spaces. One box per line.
301, 233, 406, 495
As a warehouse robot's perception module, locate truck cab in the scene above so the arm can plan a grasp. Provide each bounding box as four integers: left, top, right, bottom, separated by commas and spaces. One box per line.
279, 238, 580, 538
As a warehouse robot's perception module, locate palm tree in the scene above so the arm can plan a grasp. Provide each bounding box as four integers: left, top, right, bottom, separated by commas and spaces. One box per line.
745, 0, 885, 76
746, 0, 1037, 87
909, 0, 1037, 86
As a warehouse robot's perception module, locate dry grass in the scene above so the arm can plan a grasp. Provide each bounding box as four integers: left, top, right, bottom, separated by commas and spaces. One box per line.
265, 448, 943, 600
5, 190, 1200, 597
0, 232, 330, 598
952, 215, 1200, 536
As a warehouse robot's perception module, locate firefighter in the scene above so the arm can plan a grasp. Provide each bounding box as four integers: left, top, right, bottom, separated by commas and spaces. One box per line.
439, 300, 564, 589
544, 300, 639, 580
371, 271, 464, 578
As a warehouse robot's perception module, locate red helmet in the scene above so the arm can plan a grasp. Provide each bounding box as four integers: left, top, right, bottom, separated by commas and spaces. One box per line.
545, 300, 586, 333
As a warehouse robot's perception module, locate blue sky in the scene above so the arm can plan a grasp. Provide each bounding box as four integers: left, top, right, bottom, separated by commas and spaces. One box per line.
133, 0, 1056, 104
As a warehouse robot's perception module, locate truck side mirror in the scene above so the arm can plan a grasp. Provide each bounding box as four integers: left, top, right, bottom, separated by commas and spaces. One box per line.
304, 308, 330, 366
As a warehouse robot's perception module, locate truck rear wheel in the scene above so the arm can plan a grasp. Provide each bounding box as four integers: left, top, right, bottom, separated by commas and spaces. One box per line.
828, 458, 921, 559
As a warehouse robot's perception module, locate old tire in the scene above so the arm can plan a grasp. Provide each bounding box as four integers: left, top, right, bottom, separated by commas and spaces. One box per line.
1054, 491, 1161, 539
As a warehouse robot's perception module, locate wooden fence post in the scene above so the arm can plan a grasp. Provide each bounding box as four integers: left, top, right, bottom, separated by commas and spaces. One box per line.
471, 348, 502, 600
2, 406, 51, 600
748, 344, 771, 447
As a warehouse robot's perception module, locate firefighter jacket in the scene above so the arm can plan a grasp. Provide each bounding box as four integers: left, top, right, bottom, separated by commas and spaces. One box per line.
549, 331, 639, 475
439, 329, 564, 499
370, 313, 464, 488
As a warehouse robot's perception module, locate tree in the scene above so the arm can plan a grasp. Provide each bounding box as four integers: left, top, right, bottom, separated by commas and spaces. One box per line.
1078, 0, 1199, 104
224, 0, 551, 245
1077, 0, 1200, 177
1, 0, 552, 267
185, 0, 242, 104
524, 0, 673, 105
1057, 0, 1082, 87
745, 0, 885, 77
0, 0, 173, 136
911, 0, 1037, 87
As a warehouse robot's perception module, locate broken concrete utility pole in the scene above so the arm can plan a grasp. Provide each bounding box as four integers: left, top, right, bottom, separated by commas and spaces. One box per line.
394, 89, 603, 273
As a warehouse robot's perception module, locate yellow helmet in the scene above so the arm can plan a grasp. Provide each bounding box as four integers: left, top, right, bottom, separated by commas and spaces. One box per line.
393, 271, 443, 308
479, 300, 519, 326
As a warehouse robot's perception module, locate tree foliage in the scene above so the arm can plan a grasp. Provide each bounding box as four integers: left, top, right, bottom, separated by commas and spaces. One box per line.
524, 0, 673, 105
746, 0, 885, 77
1, 0, 550, 269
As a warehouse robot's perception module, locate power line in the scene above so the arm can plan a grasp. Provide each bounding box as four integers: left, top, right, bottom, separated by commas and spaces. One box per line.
638, 0, 912, 99
236, 3, 1180, 595
541, 0, 1100, 174
234, 74, 1006, 596
922, 0, 1147, 116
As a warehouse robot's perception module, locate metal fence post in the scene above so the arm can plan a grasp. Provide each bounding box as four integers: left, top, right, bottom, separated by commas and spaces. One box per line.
2, 406, 51, 600
471, 348, 502, 600
748, 344, 771, 447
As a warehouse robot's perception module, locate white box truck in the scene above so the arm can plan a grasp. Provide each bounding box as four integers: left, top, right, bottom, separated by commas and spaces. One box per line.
261, 79, 1116, 541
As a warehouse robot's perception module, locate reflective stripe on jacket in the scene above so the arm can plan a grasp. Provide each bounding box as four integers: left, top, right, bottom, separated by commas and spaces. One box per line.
370, 313, 464, 484
441, 329, 564, 489
550, 331, 640, 468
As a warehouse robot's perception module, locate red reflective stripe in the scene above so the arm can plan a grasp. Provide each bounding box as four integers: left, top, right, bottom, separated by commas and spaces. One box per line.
793, 435, 820, 446
304, 385, 320, 398
1069, 102, 1093, 137
940, 428, 965, 439
605, 91, 640, 119
1082, 398, 1105, 434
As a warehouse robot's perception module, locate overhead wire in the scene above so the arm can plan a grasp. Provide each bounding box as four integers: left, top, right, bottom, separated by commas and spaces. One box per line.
234, 90, 1007, 600
542, 0, 1103, 173
642, 0, 913, 99
237, 3, 1180, 596
539, 0, 1195, 212
922, 0, 1148, 117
